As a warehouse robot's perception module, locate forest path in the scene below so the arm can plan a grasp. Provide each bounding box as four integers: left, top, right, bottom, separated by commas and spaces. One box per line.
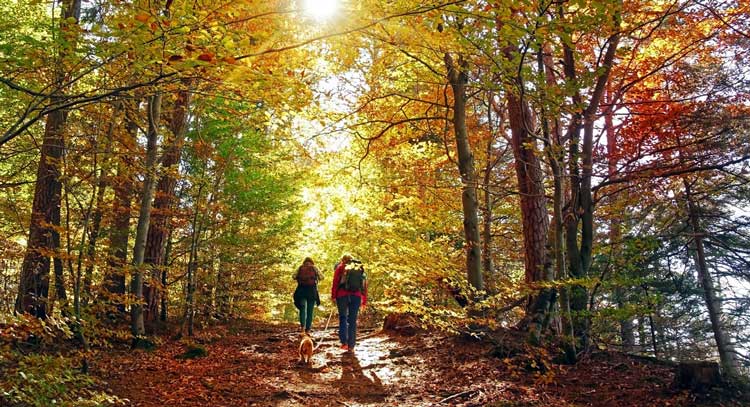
94, 319, 688, 406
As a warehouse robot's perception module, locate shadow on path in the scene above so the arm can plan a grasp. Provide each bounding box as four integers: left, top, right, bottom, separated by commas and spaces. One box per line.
334, 351, 386, 404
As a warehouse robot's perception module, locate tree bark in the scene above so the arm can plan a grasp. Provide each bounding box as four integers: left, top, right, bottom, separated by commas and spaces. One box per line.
131, 94, 161, 340
106, 103, 138, 313
16, 0, 81, 318
144, 87, 191, 326
505, 87, 553, 341
684, 180, 738, 377
481, 92, 499, 277
445, 53, 483, 292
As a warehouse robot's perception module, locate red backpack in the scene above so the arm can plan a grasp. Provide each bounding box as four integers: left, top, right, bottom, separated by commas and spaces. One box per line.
297, 265, 317, 286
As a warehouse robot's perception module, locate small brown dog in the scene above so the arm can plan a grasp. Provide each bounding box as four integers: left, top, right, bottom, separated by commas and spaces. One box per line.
298, 332, 314, 366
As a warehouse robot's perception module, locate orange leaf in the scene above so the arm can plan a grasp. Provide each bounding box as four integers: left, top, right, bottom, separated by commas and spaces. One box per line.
134, 13, 150, 23
197, 53, 215, 62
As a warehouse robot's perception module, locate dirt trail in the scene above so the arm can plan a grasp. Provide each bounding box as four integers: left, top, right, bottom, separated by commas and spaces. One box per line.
94, 319, 701, 406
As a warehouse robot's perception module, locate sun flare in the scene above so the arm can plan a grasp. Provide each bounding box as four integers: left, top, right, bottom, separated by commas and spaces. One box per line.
304, 0, 339, 20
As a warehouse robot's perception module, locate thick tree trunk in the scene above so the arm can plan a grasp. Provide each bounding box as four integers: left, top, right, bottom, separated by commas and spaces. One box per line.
17, 109, 65, 318
144, 88, 191, 326
131, 94, 161, 340
445, 53, 483, 292
15, 0, 81, 318
684, 180, 738, 377
506, 89, 553, 342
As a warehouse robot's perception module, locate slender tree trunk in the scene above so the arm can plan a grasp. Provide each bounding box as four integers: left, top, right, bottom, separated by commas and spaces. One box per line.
481, 93, 497, 277
561, 9, 621, 350
604, 91, 635, 351
52, 205, 67, 312
160, 232, 172, 322
216, 257, 230, 319
144, 87, 191, 327
684, 180, 738, 377
180, 183, 204, 338
83, 107, 117, 305
131, 94, 161, 341
16, 0, 81, 318
445, 53, 483, 292
106, 107, 137, 312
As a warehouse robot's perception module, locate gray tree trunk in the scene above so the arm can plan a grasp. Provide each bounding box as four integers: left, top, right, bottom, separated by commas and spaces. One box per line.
684, 180, 738, 378
131, 94, 161, 339
445, 53, 483, 292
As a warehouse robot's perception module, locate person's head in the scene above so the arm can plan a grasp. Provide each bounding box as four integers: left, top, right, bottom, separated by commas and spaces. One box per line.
341, 254, 352, 264
302, 257, 314, 266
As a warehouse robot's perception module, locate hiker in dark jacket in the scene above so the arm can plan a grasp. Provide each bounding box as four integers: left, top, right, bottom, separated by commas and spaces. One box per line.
293, 257, 322, 333
331, 254, 367, 352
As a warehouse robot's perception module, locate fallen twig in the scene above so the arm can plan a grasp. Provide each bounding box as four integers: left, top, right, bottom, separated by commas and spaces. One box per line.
439, 389, 476, 403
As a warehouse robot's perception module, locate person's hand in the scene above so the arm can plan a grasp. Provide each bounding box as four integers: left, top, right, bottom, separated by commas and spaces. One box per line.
361, 304, 366, 312
331, 297, 337, 304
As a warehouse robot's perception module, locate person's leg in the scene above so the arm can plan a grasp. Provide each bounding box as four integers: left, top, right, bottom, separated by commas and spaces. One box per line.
304, 297, 315, 332
298, 299, 307, 331
346, 295, 361, 349
336, 297, 349, 345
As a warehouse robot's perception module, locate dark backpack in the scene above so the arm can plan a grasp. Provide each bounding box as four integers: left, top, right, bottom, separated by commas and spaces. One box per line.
297, 265, 317, 287
339, 260, 365, 292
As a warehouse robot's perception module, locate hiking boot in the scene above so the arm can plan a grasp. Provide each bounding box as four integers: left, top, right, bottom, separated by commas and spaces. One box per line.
340, 344, 349, 351
305, 330, 311, 335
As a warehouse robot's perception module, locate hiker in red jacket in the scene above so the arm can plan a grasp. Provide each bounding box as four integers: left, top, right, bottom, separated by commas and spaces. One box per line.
331, 254, 367, 352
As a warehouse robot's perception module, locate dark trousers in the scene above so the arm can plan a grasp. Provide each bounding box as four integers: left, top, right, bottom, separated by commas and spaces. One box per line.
336, 295, 361, 348
298, 297, 316, 331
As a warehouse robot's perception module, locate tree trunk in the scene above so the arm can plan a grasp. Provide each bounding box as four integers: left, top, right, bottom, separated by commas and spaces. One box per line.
216, 258, 230, 319
684, 180, 738, 377
481, 92, 498, 277
604, 92, 635, 351
106, 104, 138, 313
83, 107, 117, 305
538, 45, 574, 356
444, 53, 483, 292
180, 182, 204, 338
131, 94, 161, 340
506, 88, 553, 342
15, 0, 81, 318
144, 87, 191, 327
562, 12, 621, 350
160, 232, 172, 322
